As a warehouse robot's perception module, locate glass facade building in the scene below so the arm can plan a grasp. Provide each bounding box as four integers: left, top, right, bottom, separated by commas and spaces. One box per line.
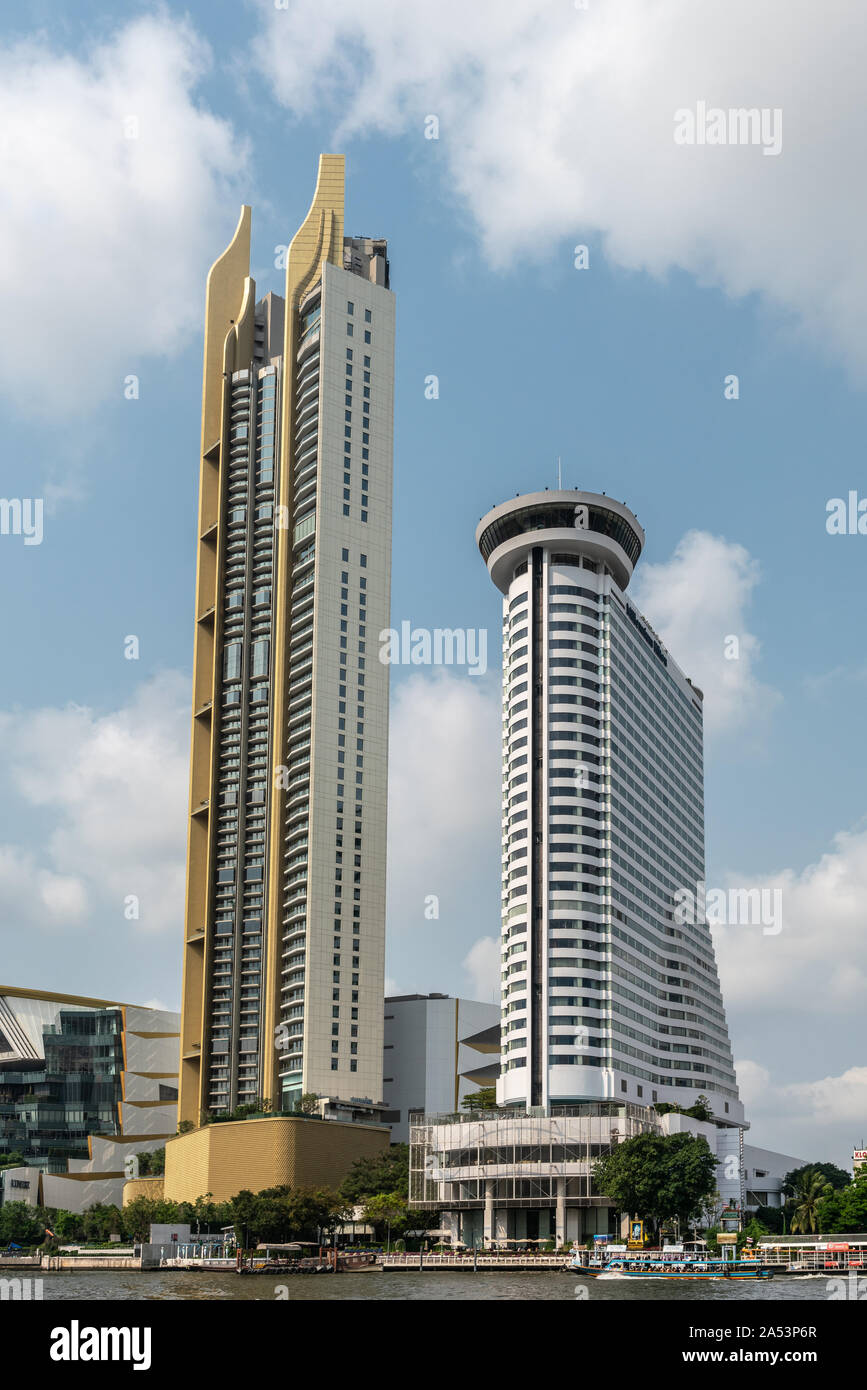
0, 1008, 123, 1173
0, 988, 179, 1212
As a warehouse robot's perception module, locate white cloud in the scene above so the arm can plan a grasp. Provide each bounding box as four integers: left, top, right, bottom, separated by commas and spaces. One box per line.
782, 1067, 867, 1129
0, 671, 189, 935
462, 936, 500, 1004
253, 0, 867, 376
0, 845, 88, 931
734, 1059, 771, 1110
385, 670, 502, 996
632, 530, 780, 738
387, 668, 501, 930
736, 1060, 867, 1166
713, 823, 867, 1012
0, 15, 248, 416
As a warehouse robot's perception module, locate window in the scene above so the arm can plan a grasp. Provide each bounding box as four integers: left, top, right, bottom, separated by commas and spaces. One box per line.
251, 639, 270, 679
346, 323, 353, 336
223, 643, 242, 681
347, 301, 354, 315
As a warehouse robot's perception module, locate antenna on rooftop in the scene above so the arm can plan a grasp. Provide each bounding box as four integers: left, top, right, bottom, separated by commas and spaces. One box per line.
557, 456, 562, 489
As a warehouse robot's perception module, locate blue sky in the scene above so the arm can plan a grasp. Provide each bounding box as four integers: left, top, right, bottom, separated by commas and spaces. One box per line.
0, 0, 865, 1165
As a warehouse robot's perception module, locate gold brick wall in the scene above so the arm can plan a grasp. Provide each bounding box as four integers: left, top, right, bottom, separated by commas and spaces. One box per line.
163, 1116, 388, 1204
122, 1175, 165, 1207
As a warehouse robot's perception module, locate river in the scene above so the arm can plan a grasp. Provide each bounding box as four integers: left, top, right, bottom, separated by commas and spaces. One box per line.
38, 1270, 836, 1301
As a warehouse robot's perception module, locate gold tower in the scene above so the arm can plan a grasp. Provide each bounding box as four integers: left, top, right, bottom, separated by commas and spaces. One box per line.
179, 157, 394, 1127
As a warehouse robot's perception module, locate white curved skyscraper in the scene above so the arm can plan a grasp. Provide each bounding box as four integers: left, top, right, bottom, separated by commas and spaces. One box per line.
476, 490, 743, 1124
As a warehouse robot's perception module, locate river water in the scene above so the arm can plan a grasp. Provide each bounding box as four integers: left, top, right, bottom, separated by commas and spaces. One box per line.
39, 1270, 835, 1301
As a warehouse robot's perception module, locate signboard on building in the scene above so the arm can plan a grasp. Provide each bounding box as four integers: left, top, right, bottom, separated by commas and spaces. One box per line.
0, 1166, 40, 1207
627, 1220, 645, 1248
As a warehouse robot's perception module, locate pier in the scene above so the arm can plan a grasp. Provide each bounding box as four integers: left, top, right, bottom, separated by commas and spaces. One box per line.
380, 1252, 568, 1271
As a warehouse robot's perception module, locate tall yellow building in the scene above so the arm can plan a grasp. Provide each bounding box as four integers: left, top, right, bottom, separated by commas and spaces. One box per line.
179, 156, 394, 1129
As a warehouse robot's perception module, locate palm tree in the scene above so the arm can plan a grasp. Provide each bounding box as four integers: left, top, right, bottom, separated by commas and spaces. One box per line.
790, 1170, 829, 1233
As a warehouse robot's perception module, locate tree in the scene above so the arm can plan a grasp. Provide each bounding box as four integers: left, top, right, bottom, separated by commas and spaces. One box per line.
361, 1192, 410, 1243
653, 1095, 714, 1124
339, 1143, 410, 1205
740, 1216, 769, 1247
789, 1169, 829, 1233
783, 1162, 850, 1196
817, 1171, 867, 1234
187, 1193, 227, 1234
0, 1201, 44, 1246
284, 1188, 347, 1241
297, 1093, 320, 1116
248, 1187, 294, 1243
47, 1209, 83, 1243
461, 1088, 498, 1111
137, 1147, 165, 1176
815, 1186, 846, 1234
754, 1203, 785, 1234
0, 1150, 27, 1171
685, 1095, 714, 1123
228, 1189, 259, 1248
120, 1196, 187, 1243
593, 1131, 717, 1236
